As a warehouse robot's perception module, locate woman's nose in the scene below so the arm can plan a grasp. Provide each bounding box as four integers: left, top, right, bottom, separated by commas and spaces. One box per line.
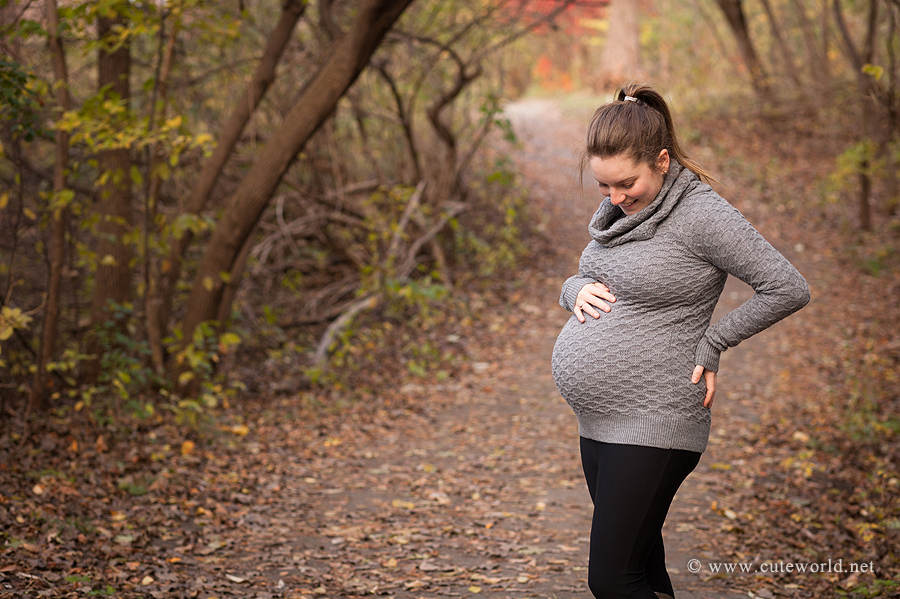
610, 190, 626, 205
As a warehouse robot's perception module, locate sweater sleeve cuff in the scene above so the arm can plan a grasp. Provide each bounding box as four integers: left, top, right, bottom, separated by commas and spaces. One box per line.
560, 276, 596, 312
694, 337, 722, 373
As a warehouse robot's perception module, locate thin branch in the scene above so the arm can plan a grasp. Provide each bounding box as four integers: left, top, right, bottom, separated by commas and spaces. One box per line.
388, 180, 426, 258
314, 294, 380, 364
0, 0, 35, 37
397, 202, 467, 278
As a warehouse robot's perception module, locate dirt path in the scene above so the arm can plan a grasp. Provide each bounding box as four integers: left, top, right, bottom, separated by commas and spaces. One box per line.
153, 98, 801, 599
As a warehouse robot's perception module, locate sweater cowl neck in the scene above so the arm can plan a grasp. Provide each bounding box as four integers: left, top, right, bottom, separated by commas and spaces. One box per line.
588, 160, 696, 248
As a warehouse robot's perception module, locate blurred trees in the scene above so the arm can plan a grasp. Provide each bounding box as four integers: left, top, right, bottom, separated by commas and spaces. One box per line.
597, 0, 640, 87
714, 0, 772, 99
708, 0, 900, 230
0, 0, 579, 416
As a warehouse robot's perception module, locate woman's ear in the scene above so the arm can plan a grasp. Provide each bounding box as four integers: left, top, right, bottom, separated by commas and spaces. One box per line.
657, 149, 670, 173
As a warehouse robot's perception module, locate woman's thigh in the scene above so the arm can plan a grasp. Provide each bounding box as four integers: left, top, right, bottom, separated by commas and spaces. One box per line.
580, 438, 700, 598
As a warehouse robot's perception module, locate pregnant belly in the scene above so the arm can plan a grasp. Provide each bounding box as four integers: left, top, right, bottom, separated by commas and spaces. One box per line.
551, 312, 698, 409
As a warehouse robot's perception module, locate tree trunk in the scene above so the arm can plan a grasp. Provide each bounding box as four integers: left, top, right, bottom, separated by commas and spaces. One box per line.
833, 0, 878, 230
171, 0, 415, 384
33, 0, 70, 409
758, 0, 805, 89
84, 13, 133, 381
597, 0, 641, 89
790, 0, 830, 84
155, 0, 307, 343
715, 0, 773, 100
145, 16, 179, 374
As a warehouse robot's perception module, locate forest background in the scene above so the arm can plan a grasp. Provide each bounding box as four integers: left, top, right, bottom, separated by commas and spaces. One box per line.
0, 0, 898, 597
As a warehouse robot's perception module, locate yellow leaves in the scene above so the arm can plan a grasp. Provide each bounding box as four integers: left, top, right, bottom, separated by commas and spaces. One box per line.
130, 164, 143, 186
323, 437, 342, 447
32, 484, 45, 495
0, 306, 33, 350
391, 499, 416, 510
230, 424, 249, 436
220, 332, 241, 350
181, 440, 195, 455
0, 192, 7, 209
100, 254, 118, 266
862, 63, 884, 81
202, 276, 215, 291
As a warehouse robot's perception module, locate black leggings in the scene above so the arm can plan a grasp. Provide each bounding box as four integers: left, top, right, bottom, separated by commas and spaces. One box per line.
580, 437, 701, 599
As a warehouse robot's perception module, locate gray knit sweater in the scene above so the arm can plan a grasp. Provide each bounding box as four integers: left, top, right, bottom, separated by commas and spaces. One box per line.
551, 161, 810, 453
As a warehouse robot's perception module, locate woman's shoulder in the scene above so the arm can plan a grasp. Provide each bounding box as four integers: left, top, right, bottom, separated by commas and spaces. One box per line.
671, 179, 744, 227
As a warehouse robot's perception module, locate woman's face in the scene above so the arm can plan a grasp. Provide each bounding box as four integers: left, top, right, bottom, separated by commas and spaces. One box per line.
589, 150, 669, 216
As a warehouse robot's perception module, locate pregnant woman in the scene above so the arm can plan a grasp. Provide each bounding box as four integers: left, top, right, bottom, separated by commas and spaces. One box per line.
551, 81, 810, 599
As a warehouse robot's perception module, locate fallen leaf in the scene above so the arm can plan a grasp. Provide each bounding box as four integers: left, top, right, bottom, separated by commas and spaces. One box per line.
428, 490, 451, 504
792, 431, 810, 443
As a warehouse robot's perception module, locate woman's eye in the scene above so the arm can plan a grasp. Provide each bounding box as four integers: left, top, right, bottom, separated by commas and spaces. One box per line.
622, 182, 634, 189
598, 184, 609, 192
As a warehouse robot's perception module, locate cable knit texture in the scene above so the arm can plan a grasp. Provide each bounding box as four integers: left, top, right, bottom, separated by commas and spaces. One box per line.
551, 161, 810, 453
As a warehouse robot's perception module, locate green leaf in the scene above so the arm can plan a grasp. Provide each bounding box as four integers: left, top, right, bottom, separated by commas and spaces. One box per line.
862, 64, 884, 81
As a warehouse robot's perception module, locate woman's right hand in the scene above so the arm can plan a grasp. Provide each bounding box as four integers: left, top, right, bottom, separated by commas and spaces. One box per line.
574, 282, 616, 323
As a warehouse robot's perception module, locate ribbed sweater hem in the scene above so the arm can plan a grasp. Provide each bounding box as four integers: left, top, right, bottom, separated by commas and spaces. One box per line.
575, 411, 710, 453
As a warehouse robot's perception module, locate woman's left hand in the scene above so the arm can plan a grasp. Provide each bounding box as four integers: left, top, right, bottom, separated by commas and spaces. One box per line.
691, 365, 717, 408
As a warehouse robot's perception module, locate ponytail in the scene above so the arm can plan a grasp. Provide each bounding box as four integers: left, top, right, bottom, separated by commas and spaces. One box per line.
584, 80, 716, 185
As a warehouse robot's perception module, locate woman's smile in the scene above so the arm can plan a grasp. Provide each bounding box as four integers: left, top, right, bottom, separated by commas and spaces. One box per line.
590, 151, 669, 215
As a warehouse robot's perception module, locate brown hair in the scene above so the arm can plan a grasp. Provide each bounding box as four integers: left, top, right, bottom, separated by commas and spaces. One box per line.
584, 80, 716, 184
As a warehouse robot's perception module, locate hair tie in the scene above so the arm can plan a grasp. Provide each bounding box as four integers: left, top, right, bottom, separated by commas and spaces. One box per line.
624, 95, 638, 103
